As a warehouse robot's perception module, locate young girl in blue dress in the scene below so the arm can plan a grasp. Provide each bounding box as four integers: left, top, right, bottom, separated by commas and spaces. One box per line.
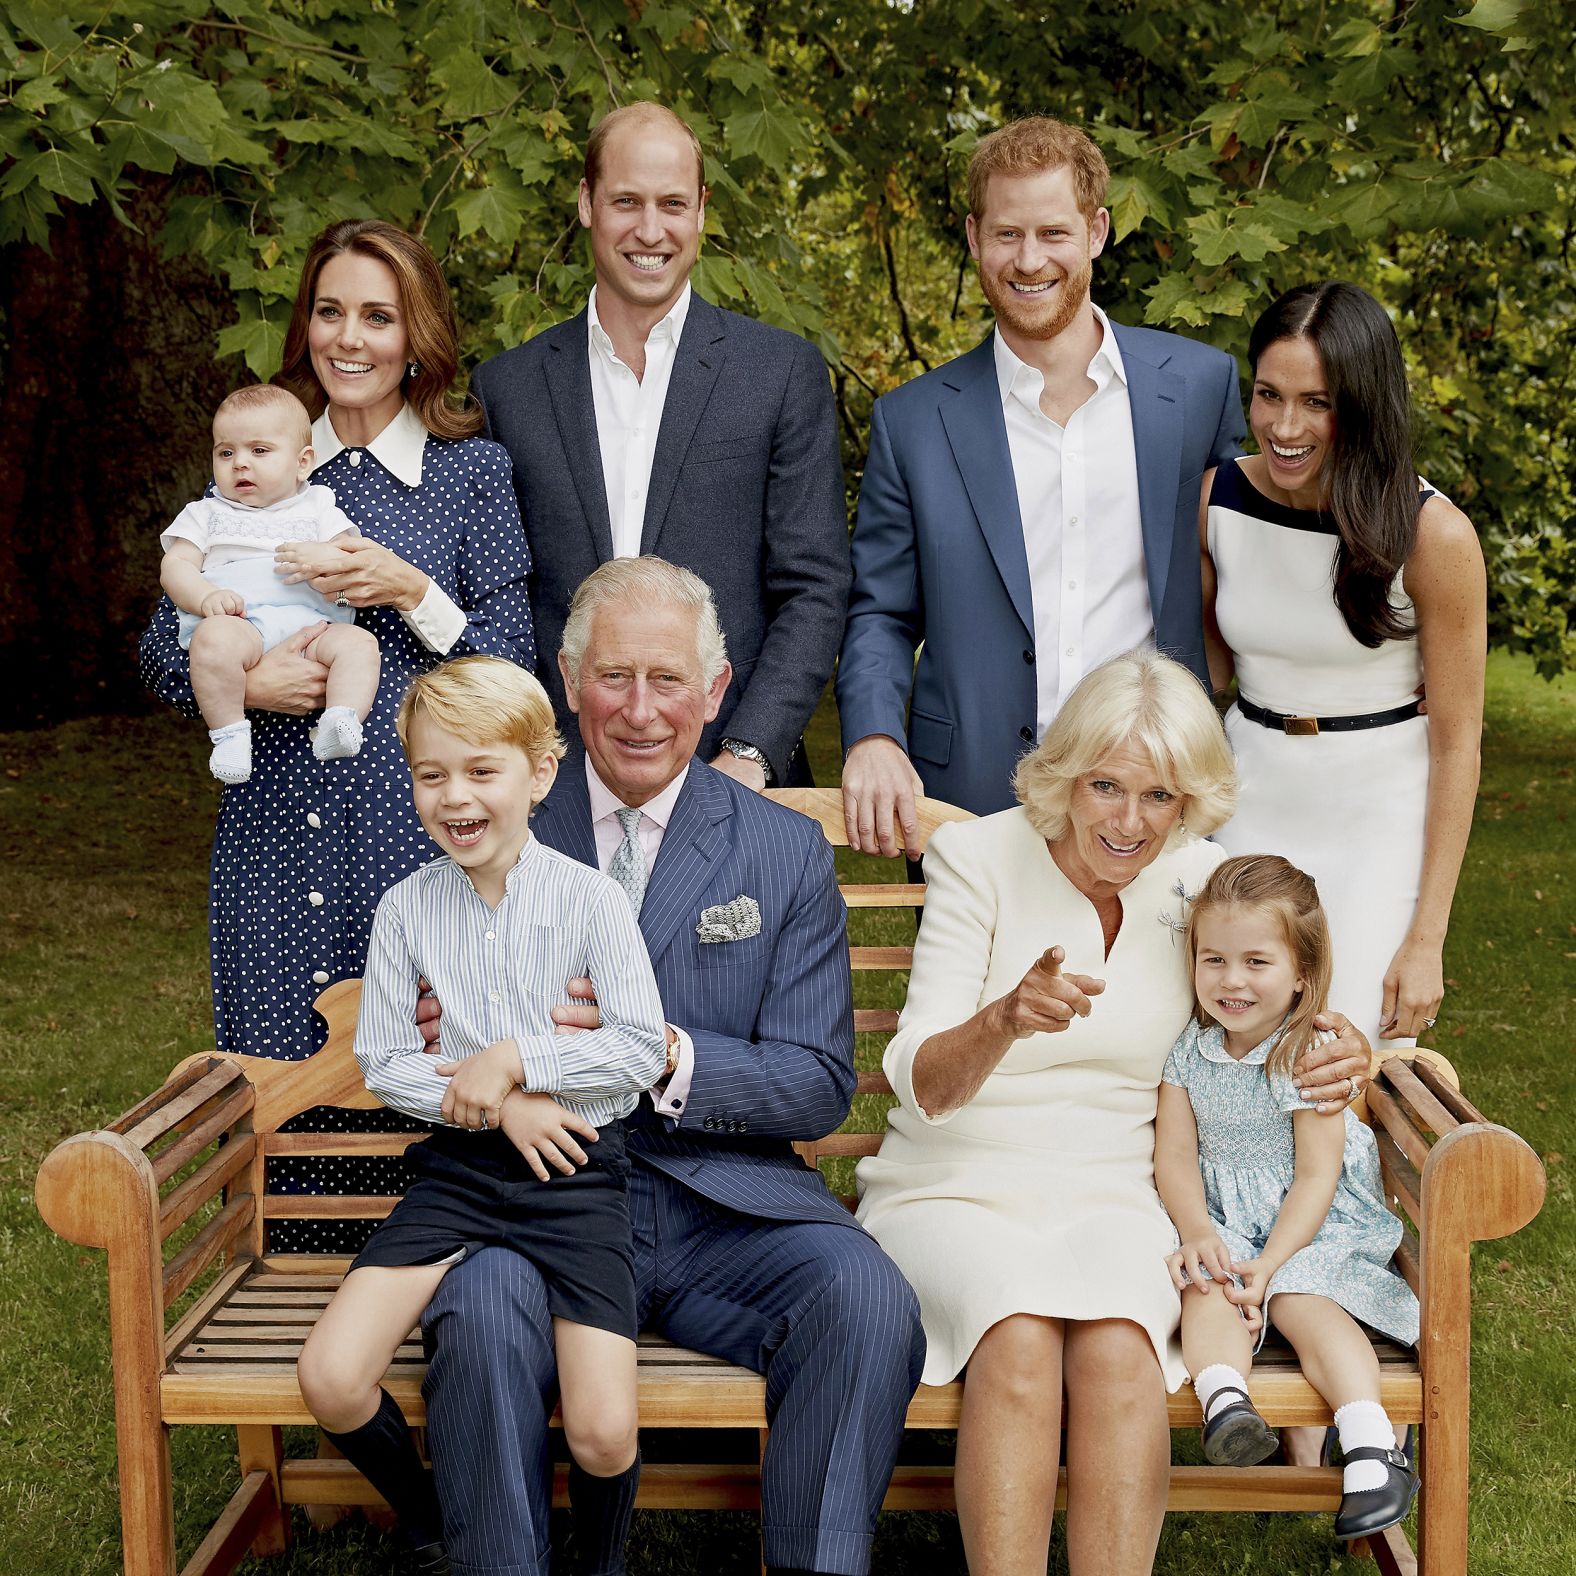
1155, 853, 1419, 1541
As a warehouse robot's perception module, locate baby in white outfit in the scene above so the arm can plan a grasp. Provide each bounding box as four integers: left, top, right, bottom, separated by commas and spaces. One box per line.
159, 385, 381, 784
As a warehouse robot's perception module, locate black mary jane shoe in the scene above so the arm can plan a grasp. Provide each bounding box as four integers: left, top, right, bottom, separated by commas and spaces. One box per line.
1201, 1385, 1280, 1466
404, 1542, 452, 1576
1334, 1445, 1419, 1540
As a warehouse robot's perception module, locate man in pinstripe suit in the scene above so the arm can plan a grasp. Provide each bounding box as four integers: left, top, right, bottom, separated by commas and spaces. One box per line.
419, 558, 926, 1576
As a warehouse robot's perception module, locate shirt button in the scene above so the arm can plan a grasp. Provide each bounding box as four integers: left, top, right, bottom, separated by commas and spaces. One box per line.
1022, 648, 1035, 664
489, 991, 501, 1004
1069, 516, 1080, 526
308, 891, 324, 906
485, 931, 496, 941
348, 451, 362, 467
1019, 725, 1034, 742
1068, 580, 1078, 590
1066, 646, 1076, 657
311, 970, 330, 985
306, 812, 322, 829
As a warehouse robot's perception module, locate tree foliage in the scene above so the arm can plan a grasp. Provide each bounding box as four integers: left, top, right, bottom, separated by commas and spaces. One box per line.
1, 0, 1571, 704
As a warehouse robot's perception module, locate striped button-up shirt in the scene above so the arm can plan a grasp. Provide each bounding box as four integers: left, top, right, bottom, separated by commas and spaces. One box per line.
355, 836, 668, 1128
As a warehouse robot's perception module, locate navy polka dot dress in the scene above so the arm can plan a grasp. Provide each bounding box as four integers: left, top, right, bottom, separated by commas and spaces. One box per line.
140, 430, 534, 1248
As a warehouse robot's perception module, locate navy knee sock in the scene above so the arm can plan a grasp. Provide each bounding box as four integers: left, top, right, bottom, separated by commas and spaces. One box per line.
322, 1387, 443, 1551
567, 1451, 640, 1576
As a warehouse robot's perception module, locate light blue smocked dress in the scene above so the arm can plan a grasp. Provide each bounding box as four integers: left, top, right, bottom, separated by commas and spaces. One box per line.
1162, 1019, 1419, 1347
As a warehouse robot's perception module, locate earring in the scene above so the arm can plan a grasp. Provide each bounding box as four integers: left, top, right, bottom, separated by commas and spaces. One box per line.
407, 361, 421, 378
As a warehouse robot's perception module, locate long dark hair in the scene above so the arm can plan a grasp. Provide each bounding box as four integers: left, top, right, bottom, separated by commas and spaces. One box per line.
277, 219, 482, 442
1248, 282, 1418, 647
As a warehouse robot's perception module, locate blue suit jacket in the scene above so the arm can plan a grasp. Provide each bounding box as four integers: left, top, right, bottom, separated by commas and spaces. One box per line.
531, 760, 860, 1229
472, 294, 850, 783
835, 322, 1246, 815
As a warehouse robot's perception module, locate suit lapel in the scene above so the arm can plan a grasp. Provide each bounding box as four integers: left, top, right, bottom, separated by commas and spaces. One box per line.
544, 312, 615, 564
640, 295, 727, 556
938, 335, 1034, 638
533, 766, 599, 869
1114, 323, 1186, 621
638, 763, 732, 966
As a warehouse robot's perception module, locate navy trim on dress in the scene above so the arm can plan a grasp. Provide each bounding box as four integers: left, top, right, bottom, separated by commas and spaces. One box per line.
1209, 458, 1436, 535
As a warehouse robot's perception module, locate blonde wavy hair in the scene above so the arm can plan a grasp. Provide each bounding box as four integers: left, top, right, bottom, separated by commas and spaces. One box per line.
1012, 649, 1236, 842
397, 656, 565, 764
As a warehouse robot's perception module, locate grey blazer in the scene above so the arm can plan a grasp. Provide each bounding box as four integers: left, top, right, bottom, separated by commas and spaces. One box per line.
471, 294, 851, 781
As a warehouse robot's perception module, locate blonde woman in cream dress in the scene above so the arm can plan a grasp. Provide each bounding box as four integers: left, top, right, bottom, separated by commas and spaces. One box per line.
856, 651, 1370, 1576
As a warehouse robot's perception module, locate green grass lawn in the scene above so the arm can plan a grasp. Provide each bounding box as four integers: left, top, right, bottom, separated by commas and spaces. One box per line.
2, 652, 1570, 1574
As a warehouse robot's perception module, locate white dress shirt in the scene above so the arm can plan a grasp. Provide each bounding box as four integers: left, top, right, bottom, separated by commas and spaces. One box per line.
587, 283, 693, 559
994, 303, 1149, 736
309, 403, 468, 653
585, 756, 697, 1118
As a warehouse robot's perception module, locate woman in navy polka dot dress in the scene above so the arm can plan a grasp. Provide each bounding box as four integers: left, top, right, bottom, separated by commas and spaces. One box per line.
140, 220, 534, 1248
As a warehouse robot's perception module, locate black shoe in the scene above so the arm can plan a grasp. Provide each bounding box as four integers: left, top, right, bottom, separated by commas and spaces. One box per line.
404, 1542, 452, 1575
1334, 1446, 1419, 1540
1200, 1385, 1280, 1466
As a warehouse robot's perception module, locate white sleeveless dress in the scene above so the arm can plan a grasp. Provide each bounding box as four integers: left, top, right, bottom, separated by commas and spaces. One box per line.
1208, 459, 1430, 1049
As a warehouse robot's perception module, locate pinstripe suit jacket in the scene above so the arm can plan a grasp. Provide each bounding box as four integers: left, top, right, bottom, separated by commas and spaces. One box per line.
531, 760, 861, 1229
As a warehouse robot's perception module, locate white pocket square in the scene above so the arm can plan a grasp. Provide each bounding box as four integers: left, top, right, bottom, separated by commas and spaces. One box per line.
696, 895, 762, 943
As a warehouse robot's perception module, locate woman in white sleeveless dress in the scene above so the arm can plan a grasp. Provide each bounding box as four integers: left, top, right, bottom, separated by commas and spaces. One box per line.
1201, 282, 1486, 1051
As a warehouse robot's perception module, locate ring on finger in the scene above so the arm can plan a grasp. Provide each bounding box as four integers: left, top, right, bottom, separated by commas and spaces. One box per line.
335, 591, 349, 608
1422, 1016, 1437, 1028
479, 1112, 488, 1130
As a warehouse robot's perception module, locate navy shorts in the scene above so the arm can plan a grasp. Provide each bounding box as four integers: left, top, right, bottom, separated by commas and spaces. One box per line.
350, 1119, 635, 1339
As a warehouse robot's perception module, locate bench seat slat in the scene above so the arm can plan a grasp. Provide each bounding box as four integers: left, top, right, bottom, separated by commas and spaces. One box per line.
165, 1270, 1422, 1432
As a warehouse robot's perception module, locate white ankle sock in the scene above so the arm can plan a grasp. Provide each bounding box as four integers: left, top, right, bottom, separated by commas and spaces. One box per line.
208, 722, 252, 784
313, 706, 364, 761
1335, 1399, 1397, 1492
1195, 1363, 1250, 1422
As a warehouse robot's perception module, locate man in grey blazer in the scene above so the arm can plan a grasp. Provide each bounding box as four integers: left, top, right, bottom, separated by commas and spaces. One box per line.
471, 102, 850, 789
837, 117, 1246, 850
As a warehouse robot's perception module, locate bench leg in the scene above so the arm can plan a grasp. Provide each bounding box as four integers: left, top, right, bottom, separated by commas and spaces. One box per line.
1355, 1523, 1418, 1576
758, 1428, 770, 1576
237, 1425, 290, 1555
1417, 1415, 1468, 1575
111, 1371, 177, 1576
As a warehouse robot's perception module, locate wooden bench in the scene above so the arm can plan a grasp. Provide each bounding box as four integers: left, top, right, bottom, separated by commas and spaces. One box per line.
36, 787, 1545, 1576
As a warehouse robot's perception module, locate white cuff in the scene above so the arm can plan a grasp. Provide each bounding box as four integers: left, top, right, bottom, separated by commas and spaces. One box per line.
400, 578, 466, 654
650, 1026, 695, 1118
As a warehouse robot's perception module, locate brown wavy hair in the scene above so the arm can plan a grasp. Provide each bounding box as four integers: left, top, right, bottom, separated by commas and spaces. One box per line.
1185, 854, 1333, 1080
276, 219, 482, 442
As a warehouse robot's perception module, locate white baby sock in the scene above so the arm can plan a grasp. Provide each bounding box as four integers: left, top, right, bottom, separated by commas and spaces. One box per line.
1335, 1399, 1397, 1492
313, 706, 364, 761
1195, 1363, 1251, 1422
208, 722, 252, 785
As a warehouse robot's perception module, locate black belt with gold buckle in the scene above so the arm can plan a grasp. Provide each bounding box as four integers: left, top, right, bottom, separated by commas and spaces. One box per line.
1236, 696, 1424, 735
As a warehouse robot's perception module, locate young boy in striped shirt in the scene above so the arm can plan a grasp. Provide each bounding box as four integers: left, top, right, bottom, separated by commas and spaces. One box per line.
297, 654, 667, 1575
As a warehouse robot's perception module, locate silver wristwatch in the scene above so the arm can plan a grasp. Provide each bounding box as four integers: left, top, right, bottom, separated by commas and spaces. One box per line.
721, 737, 773, 783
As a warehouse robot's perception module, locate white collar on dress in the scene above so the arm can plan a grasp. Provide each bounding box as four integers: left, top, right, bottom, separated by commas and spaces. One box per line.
311, 401, 429, 488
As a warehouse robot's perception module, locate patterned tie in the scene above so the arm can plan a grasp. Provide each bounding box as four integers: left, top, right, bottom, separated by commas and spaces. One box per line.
609, 805, 648, 914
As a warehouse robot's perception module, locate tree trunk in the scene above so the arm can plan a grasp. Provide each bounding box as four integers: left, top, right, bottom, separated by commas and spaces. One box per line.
0, 180, 236, 726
